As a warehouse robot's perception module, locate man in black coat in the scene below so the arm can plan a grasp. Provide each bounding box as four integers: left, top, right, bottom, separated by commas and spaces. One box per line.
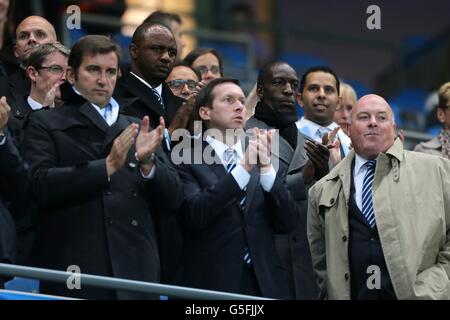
246, 61, 332, 299
22, 35, 183, 299
174, 78, 300, 299
0, 97, 29, 288
114, 22, 186, 136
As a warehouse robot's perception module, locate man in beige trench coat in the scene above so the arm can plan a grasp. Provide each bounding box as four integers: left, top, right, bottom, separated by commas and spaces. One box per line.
308, 94, 450, 300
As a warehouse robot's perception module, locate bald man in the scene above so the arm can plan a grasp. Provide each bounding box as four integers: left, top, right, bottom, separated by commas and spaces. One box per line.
307, 94, 450, 300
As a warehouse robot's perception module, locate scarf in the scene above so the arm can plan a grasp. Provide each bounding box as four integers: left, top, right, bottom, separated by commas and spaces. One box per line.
253, 101, 298, 149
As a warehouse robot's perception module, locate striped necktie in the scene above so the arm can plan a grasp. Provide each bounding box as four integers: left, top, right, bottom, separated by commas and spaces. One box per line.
151, 87, 165, 110
224, 148, 251, 266
361, 160, 377, 228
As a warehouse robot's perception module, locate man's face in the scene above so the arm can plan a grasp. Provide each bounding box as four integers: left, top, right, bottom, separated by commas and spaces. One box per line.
258, 63, 298, 112
68, 51, 118, 108
192, 53, 221, 84
32, 51, 68, 100
297, 71, 340, 126
130, 26, 177, 87
349, 95, 397, 160
200, 82, 246, 132
333, 89, 356, 135
14, 16, 57, 61
166, 65, 199, 99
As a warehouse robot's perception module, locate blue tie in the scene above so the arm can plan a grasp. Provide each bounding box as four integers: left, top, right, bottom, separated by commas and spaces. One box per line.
151, 87, 165, 110
103, 104, 113, 125
224, 148, 251, 265
361, 160, 377, 228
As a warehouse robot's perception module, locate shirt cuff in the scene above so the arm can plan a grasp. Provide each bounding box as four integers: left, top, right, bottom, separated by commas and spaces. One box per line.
259, 165, 276, 192
231, 164, 250, 190
140, 164, 156, 179
0, 136, 5, 145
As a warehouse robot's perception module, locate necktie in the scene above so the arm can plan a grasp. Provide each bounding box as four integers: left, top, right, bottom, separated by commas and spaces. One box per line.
361, 160, 377, 228
317, 127, 330, 140
151, 87, 165, 110
103, 104, 113, 125
224, 148, 251, 265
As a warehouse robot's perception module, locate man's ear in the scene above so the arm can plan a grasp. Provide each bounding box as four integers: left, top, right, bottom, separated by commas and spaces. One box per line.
437, 107, 445, 124
199, 106, 210, 121
26, 66, 37, 82
66, 67, 75, 85
296, 92, 304, 109
129, 44, 138, 60
256, 84, 264, 100
13, 44, 19, 59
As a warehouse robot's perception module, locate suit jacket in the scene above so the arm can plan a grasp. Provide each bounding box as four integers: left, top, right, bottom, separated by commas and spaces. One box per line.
0, 69, 30, 115
174, 140, 300, 299
22, 100, 184, 299
114, 69, 184, 128
0, 130, 30, 287
246, 116, 320, 299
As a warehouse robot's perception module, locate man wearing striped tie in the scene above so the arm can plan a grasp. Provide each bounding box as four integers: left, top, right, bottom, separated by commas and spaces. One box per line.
307, 94, 450, 300
174, 78, 301, 299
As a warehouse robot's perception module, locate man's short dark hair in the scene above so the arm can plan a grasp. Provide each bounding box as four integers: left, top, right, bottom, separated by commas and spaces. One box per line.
171, 61, 201, 80
183, 48, 224, 76
299, 66, 340, 95
131, 22, 173, 46
68, 35, 121, 73
143, 10, 181, 27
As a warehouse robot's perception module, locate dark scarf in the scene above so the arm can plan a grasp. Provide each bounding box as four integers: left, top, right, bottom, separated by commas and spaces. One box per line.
253, 101, 298, 149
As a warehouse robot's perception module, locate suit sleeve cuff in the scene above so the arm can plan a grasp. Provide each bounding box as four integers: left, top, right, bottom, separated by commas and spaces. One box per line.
260, 165, 276, 192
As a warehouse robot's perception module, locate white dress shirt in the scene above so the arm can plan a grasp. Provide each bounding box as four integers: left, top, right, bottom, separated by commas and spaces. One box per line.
296, 117, 351, 156
206, 135, 276, 192
27, 96, 45, 110
353, 153, 375, 211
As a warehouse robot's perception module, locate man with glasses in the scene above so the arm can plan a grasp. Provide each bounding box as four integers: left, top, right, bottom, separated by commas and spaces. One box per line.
7, 42, 69, 141
166, 63, 199, 100
114, 22, 185, 151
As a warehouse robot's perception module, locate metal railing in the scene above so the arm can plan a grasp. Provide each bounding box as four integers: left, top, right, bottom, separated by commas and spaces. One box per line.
0, 263, 271, 300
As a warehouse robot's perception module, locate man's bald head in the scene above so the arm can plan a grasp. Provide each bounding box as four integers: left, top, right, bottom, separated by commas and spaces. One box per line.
15, 16, 57, 61
349, 94, 397, 159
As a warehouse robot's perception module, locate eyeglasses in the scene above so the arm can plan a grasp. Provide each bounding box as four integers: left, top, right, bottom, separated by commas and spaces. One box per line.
195, 65, 221, 76
38, 65, 65, 75
167, 79, 198, 91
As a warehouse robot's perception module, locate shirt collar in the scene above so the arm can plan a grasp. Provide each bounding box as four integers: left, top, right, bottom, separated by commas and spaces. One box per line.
354, 153, 373, 175
129, 71, 162, 96
27, 96, 44, 110
206, 135, 244, 161
296, 117, 338, 138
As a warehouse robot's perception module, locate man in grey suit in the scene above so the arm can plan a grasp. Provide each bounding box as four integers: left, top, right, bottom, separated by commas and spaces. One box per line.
246, 61, 331, 299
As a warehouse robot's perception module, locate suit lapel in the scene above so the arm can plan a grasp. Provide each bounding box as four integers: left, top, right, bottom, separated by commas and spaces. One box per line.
102, 114, 132, 152
288, 131, 308, 173
79, 102, 109, 133
122, 71, 167, 118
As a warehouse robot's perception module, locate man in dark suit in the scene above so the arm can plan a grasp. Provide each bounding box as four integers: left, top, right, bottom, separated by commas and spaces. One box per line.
246, 61, 332, 299
0, 97, 29, 288
22, 35, 183, 299
174, 77, 300, 299
114, 22, 186, 141
0, 16, 57, 123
